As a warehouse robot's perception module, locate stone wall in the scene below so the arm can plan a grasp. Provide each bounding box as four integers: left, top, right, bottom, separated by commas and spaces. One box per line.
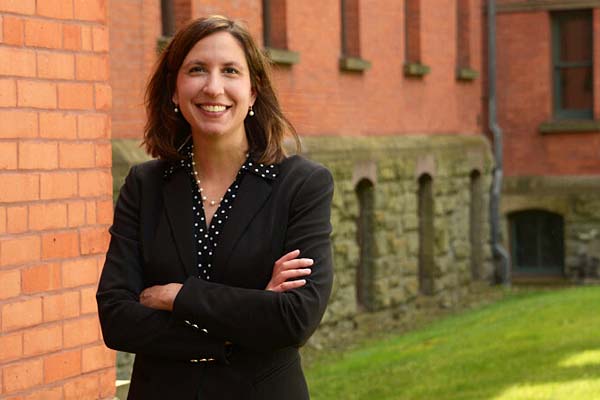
300, 135, 495, 348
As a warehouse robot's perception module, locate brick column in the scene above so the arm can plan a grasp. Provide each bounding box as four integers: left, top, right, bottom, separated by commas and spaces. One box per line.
0, 0, 114, 399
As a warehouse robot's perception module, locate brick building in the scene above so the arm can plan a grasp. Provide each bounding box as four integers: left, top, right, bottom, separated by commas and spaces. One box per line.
0, 0, 114, 399
495, 0, 600, 282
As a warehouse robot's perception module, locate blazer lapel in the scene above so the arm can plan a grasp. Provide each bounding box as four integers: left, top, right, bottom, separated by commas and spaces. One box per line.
162, 169, 197, 277
212, 173, 272, 281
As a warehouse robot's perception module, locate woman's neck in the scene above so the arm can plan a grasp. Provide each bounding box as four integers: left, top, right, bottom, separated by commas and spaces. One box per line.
191, 133, 249, 182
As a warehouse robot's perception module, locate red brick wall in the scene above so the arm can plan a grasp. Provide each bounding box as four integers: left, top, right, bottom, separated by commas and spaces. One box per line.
496, 9, 600, 176
0, 0, 114, 398
190, 0, 483, 137
109, 1, 482, 144
110, 0, 160, 139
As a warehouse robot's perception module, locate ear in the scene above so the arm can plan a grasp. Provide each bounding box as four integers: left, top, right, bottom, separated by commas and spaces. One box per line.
172, 90, 178, 105
250, 87, 257, 107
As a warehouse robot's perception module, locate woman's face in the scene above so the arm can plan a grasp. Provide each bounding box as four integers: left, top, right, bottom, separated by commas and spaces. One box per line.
172, 31, 256, 143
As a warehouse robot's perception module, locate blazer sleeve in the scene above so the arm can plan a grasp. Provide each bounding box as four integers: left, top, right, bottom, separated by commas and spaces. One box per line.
96, 165, 228, 362
171, 164, 334, 352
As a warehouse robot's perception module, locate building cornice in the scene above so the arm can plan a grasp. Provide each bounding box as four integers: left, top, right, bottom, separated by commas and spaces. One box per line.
498, 0, 600, 13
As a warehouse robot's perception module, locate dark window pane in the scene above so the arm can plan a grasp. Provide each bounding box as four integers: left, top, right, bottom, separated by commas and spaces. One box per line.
514, 214, 539, 268
511, 210, 564, 272
559, 12, 592, 63
540, 214, 563, 267
560, 66, 593, 110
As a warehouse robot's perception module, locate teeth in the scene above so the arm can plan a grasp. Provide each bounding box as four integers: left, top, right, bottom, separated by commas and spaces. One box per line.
200, 105, 227, 112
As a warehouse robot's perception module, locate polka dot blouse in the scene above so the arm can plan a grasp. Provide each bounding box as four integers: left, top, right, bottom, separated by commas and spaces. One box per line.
165, 145, 279, 281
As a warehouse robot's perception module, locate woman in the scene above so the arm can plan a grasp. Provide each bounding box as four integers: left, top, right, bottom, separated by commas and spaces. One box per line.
96, 15, 334, 400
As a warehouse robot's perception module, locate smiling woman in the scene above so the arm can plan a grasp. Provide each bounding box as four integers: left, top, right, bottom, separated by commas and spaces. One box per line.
97, 15, 334, 400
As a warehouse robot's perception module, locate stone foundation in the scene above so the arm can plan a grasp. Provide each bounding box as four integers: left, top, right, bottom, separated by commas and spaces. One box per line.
299, 135, 495, 349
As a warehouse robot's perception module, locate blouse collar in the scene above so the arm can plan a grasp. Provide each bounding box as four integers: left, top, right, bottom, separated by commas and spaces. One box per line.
163, 143, 280, 181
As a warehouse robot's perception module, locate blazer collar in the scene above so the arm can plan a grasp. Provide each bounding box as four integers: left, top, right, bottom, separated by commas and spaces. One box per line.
162, 157, 277, 279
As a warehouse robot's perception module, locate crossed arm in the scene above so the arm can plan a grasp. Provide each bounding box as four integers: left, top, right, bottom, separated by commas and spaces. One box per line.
139, 249, 314, 310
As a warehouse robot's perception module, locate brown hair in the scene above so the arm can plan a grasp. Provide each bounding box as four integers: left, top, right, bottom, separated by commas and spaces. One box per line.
143, 15, 299, 164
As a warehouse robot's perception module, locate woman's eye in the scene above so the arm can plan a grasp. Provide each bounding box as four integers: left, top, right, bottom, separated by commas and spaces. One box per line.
223, 67, 238, 74
189, 66, 205, 73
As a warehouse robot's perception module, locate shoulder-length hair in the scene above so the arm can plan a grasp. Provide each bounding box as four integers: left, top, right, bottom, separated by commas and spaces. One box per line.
143, 15, 299, 164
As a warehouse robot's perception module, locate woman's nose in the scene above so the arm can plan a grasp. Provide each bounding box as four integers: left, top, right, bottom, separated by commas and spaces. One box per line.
202, 73, 224, 97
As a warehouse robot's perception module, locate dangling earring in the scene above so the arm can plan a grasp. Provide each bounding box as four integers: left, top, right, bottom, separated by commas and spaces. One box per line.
174, 104, 179, 113
248, 105, 255, 117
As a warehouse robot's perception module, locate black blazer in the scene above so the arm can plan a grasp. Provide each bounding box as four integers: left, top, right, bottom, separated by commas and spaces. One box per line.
96, 155, 334, 400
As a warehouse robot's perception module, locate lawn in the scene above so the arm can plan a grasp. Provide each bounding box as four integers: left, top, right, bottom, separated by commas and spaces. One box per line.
305, 286, 600, 400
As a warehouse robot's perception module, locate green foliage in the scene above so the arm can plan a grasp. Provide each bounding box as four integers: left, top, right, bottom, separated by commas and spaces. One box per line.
306, 287, 600, 400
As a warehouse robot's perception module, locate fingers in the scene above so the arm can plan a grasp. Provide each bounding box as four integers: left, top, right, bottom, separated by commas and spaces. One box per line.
280, 258, 314, 271
278, 268, 312, 281
270, 279, 307, 293
274, 249, 300, 264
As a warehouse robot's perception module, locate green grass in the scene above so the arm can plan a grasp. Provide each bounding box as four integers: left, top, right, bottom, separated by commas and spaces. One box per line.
305, 286, 600, 400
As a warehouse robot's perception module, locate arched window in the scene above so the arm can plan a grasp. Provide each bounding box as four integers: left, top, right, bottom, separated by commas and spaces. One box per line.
355, 178, 375, 310
418, 174, 434, 295
469, 170, 483, 280
509, 210, 565, 275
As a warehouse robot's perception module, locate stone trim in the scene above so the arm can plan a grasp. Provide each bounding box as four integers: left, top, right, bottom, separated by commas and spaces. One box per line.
466, 149, 485, 173
415, 154, 436, 179
156, 35, 172, 54
264, 47, 300, 65
456, 67, 479, 81
112, 138, 152, 201
339, 56, 372, 72
404, 62, 431, 77
497, 0, 600, 13
300, 134, 492, 161
352, 160, 377, 187
539, 119, 600, 134
503, 175, 600, 195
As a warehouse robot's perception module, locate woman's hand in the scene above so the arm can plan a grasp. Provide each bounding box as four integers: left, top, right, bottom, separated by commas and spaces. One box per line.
140, 283, 183, 311
265, 249, 313, 292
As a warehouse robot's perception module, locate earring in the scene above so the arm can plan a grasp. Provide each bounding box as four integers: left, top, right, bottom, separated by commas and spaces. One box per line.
174, 104, 179, 113
248, 105, 255, 117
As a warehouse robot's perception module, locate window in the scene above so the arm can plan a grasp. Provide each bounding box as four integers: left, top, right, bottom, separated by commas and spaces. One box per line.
356, 179, 375, 310
263, 0, 287, 49
339, 0, 370, 72
404, 0, 429, 77
262, 0, 299, 65
469, 170, 483, 280
509, 210, 564, 275
418, 174, 434, 294
552, 10, 593, 119
341, 0, 360, 58
456, 0, 477, 81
